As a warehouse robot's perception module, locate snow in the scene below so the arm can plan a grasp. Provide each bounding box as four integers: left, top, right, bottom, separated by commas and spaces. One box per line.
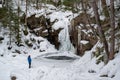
1, 37, 120, 80
1, 49, 119, 80
100, 15, 105, 20
106, 0, 110, 6
0, 0, 120, 80
80, 40, 89, 45
100, 53, 120, 78
0, 4, 2, 8
0, 42, 120, 80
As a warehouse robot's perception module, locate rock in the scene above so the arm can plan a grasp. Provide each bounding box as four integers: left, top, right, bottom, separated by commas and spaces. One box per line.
12, 55, 16, 57
27, 14, 46, 30
25, 40, 33, 48
71, 13, 95, 27
0, 36, 4, 41
100, 75, 108, 77
78, 42, 93, 56
70, 13, 98, 56
8, 46, 12, 50
0, 54, 4, 57
15, 50, 21, 54
26, 14, 62, 49
11, 76, 17, 80
88, 70, 96, 73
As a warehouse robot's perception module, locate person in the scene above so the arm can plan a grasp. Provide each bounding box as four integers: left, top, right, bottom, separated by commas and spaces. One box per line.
27, 55, 32, 68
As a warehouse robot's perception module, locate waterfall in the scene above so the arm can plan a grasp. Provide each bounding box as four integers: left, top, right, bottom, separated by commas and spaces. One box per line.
58, 20, 75, 52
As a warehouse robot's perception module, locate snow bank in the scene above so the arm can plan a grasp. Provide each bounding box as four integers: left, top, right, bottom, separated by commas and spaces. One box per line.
0, 0, 120, 80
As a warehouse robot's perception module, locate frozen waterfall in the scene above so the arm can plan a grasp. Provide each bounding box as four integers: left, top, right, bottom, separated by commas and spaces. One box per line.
58, 20, 75, 52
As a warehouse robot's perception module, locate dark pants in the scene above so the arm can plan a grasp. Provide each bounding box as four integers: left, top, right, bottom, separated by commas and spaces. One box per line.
29, 62, 31, 68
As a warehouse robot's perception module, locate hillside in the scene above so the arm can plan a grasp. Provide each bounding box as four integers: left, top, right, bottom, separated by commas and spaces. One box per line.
0, 0, 120, 80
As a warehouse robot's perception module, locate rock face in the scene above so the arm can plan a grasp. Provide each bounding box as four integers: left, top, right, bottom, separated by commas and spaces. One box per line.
79, 31, 97, 56
25, 13, 98, 54
70, 13, 98, 56
27, 14, 46, 30
26, 14, 62, 49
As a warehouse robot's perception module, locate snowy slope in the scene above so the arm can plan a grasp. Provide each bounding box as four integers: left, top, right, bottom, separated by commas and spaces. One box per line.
0, 0, 120, 80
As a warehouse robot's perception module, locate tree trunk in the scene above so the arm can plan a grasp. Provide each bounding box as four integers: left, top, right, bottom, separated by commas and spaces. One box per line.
25, 0, 27, 26
36, 0, 39, 9
82, 1, 98, 37
109, 0, 115, 60
101, 0, 109, 18
91, 0, 109, 64
2, 0, 4, 7
17, 0, 21, 46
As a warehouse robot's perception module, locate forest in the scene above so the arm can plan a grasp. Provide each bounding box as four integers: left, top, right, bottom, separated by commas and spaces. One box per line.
0, 0, 120, 80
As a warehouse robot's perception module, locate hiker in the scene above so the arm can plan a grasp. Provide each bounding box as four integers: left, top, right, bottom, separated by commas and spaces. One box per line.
27, 55, 32, 68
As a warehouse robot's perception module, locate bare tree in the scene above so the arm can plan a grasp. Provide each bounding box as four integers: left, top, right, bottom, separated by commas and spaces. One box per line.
25, 0, 27, 26
109, 0, 115, 60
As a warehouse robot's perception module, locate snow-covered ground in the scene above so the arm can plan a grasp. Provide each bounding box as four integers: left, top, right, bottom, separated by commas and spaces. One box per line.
0, 0, 120, 80
0, 49, 120, 80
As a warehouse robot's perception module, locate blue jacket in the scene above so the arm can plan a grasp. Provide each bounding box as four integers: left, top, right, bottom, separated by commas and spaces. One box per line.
28, 55, 32, 64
